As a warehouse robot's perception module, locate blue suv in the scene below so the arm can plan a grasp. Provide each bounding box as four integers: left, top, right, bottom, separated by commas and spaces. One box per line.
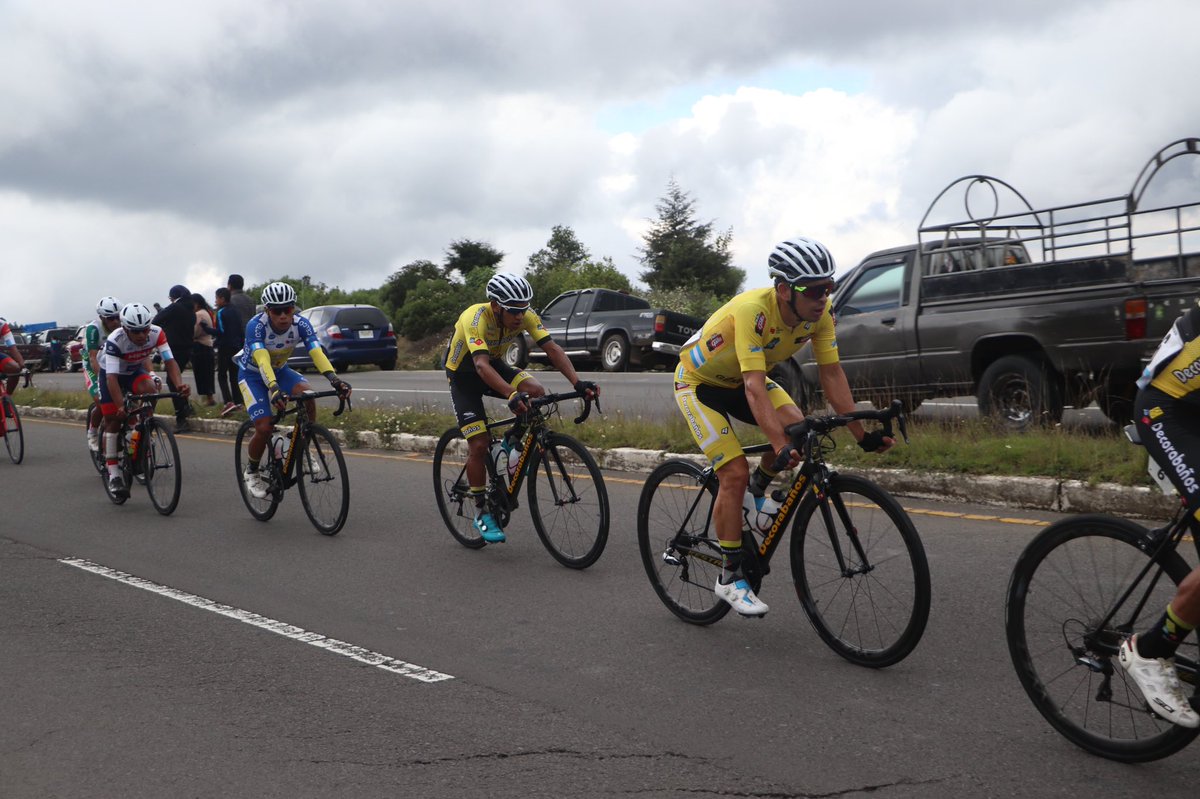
287, 304, 397, 372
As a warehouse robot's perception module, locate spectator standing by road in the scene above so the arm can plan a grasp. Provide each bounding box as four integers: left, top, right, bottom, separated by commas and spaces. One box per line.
227, 274, 257, 332
152, 285, 196, 432
214, 287, 244, 416
192, 292, 217, 407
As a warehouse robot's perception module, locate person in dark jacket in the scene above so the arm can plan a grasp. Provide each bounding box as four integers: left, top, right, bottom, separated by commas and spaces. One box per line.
213, 287, 244, 416
152, 285, 196, 432
227, 274, 257, 333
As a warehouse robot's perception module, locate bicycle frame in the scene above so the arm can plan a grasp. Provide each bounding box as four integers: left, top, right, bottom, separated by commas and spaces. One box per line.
265, 389, 350, 491
665, 401, 908, 581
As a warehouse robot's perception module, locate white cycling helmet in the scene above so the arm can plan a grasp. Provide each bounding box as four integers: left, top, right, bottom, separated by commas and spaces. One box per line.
486, 273, 534, 308
119, 302, 154, 331
767, 237, 836, 283
96, 296, 121, 318
261, 281, 297, 307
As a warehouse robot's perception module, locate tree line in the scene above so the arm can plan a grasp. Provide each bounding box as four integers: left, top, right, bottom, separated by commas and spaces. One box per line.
250, 179, 747, 340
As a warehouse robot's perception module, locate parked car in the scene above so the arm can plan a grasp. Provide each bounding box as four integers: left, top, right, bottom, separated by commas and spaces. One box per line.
67, 324, 89, 372
37, 326, 80, 372
504, 288, 702, 372
10, 331, 46, 371
285, 304, 398, 372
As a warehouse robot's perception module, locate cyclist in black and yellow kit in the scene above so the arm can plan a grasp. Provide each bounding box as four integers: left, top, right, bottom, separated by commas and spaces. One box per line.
674, 237, 893, 617
445, 273, 598, 543
1120, 302, 1200, 728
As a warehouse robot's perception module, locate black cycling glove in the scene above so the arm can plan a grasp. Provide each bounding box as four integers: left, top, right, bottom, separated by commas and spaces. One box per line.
508, 392, 530, 413
859, 430, 887, 452
574, 380, 597, 397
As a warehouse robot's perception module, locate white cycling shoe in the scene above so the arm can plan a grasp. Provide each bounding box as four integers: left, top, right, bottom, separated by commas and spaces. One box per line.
714, 577, 769, 617
1119, 635, 1200, 728
243, 468, 269, 500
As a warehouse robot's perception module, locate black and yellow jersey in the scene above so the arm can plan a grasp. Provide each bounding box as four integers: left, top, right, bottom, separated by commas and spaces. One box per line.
1139, 304, 1200, 403
676, 287, 839, 389
444, 302, 552, 371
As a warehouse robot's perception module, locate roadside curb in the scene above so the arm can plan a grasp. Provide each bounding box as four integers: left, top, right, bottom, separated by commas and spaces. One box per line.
26, 405, 1178, 521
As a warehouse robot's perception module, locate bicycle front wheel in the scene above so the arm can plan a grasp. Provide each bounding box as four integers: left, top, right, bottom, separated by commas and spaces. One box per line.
433, 428, 486, 549
1006, 514, 1199, 762
296, 424, 349, 535
235, 420, 280, 521
527, 433, 609, 569
143, 419, 182, 516
791, 474, 930, 668
2, 395, 23, 464
637, 460, 734, 624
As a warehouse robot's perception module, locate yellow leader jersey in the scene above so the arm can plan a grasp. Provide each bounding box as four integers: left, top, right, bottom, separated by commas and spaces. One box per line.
677, 287, 839, 388
1139, 305, 1200, 403
445, 302, 552, 371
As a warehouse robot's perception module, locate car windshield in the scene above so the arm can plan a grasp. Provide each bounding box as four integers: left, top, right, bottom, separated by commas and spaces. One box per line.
333, 308, 387, 328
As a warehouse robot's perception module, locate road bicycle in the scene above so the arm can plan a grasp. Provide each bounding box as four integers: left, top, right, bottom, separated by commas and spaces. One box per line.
637, 400, 930, 668
1005, 425, 1200, 762
433, 389, 608, 569
234, 389, 352, 535
0, 368, 31, 465
101, 391, 183, 514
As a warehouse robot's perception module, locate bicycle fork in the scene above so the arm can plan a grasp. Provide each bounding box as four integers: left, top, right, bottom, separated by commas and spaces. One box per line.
816, 487, 874, 578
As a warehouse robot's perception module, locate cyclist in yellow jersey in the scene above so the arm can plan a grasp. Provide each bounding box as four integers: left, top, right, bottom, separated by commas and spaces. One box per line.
1118, 302, 1200, 727
445, 273, 598, 543
674, 237, 894, 617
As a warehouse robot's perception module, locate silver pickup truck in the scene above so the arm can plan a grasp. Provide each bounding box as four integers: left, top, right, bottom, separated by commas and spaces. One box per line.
779, 138, 1200, 429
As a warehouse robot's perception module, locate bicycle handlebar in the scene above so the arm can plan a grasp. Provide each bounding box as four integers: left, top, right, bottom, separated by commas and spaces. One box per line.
271, 388, 351, 423
521, 388, 601, 425
771, 399, 909, 472
122, 391, 181, 408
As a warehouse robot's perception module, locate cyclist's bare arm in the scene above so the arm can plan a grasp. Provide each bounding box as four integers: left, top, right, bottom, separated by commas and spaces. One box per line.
744, 370, 794, 459
473, 352, 526, 399
817, 362, 893, 452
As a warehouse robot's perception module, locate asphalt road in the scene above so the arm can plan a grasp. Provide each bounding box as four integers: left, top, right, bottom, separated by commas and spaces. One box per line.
29, 368, 1112, 428
3, 417, 1198, 797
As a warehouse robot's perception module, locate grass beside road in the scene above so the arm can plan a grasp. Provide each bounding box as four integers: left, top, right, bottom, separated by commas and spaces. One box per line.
15, 386, 1152, 487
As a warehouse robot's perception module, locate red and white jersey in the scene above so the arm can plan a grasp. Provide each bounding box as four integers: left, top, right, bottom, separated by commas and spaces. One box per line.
102, 325, 174, 375
0, 318, 13, 347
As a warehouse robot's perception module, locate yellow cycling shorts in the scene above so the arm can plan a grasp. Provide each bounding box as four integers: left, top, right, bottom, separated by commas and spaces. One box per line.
673, 374, 795, 471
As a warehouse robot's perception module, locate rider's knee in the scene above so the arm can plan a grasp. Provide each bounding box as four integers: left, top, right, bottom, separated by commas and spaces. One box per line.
716, 456, 750, 491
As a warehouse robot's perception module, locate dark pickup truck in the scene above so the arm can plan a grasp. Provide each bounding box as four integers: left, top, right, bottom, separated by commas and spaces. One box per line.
782, 138, 1200, 429
503, 288, 702, 372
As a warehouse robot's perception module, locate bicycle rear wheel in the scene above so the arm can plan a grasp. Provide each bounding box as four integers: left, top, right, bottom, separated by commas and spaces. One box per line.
296, 423, 349, 535
791, 474, 930, 668
1006, 514, 1199, 762
2, 395, 23, 464
87, 406, 104, 474
527, 433, 609, 569
637, 460, 736, 624
433, 427, 487, 549
143, 419, 182, 516
234, 420, 280, 521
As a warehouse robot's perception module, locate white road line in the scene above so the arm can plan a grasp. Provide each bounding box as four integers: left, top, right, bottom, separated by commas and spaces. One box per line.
60, 558, 454, 683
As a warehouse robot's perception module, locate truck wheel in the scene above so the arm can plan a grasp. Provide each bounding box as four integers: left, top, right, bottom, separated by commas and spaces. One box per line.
503, 336, 528, 369
601, 334, 629, 372
977, 355, 1063, 430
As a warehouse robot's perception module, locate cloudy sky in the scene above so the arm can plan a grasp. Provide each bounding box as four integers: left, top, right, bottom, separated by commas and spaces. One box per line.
4, 0, 1200, 325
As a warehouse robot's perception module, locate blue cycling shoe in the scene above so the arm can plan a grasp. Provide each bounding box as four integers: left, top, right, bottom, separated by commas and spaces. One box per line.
473, 512, 506, 543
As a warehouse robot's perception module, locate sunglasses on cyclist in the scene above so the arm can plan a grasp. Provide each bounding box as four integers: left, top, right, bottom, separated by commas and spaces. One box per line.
791, 283, 834, 300
499, 304, 529, 316
267, 304, 296, 316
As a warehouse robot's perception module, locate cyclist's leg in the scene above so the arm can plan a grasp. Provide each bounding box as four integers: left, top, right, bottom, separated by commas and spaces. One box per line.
0, 352, 19, 395
447, 365, 503, 541
745, 379, 802, 495
1123, 388, 1200, 726
237, 369, 274, 461
98, 372, 134, 488
85, 365, 102, 449
675, 375, 767, 615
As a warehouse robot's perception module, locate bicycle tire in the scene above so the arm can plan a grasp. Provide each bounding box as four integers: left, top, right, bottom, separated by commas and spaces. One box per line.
527, 433, 609, 569
791, 474, 930, 668
1005, 514, 1199, 762
432, 428, 488, 549
296, 423, 350, 535
142, 418, 182, 516
638, 460, 750, 625
2, 395, 23, 465
234, 420, 280, 521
